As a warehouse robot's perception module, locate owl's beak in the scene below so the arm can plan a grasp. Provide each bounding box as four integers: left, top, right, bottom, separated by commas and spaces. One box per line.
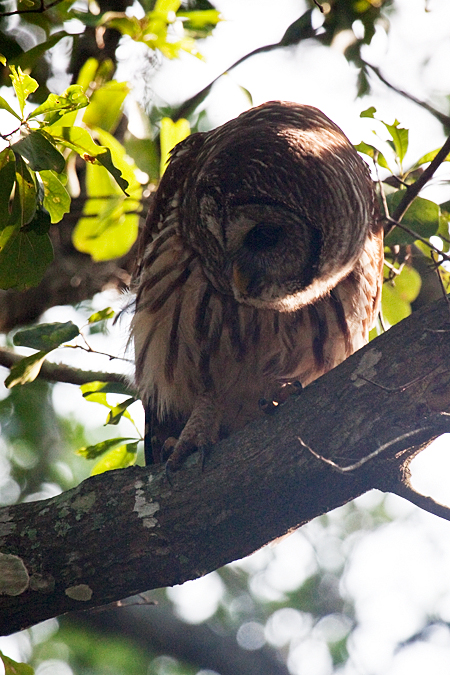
232, 262, 250, 295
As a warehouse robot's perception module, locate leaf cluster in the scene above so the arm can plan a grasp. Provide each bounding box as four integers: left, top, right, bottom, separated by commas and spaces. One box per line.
0, 62, 134, 289
355, 107, 450, 329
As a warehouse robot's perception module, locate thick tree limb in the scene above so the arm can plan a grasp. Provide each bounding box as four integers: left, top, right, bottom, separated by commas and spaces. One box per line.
1, 296, 450, 635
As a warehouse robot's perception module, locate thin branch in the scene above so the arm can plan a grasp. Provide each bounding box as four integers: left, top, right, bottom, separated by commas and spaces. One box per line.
385, 216, 450, 262
391, 479, 450, 521
362, 60, 450, 128
0, 346, 133, 389
389, 134, 450, 231
431, 251, 450, 317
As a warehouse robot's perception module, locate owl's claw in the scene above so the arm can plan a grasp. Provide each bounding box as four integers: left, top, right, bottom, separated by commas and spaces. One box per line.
165, 461, 174, 486
259, 398, 278, 415
161, 437, 177, 463
198, 443, 212, 472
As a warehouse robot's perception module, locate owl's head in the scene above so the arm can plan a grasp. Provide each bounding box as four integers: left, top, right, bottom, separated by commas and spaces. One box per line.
174, 101, 376, 311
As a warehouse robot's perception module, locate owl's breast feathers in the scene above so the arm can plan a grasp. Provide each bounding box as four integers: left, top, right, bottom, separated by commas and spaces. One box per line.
131, 101, 383, 466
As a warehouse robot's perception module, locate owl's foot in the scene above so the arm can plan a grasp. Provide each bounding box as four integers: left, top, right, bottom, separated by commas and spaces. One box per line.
164, 439, 212, 477
162, 393, 220, 476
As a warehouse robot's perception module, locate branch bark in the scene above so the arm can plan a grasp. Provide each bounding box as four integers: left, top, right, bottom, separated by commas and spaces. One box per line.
1, 296, 450, 636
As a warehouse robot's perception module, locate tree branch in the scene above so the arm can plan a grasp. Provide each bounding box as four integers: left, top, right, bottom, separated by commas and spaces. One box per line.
362, 60, 450, 128
0, 346, 131, 388
389, 133, 450, 231
1, 295, 450, 635
391, 480, 450, 522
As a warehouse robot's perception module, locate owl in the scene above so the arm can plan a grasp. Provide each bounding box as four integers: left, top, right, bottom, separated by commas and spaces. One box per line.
131, 101, 384, 471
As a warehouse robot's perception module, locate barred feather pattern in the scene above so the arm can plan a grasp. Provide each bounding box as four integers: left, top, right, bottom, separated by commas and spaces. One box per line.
131, 101, 384, 467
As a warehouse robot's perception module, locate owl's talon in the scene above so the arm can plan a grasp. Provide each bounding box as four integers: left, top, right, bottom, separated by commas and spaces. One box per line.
161, 437, 177, 463
198, 443, 212, 472
292, 381, 303, 395
165, 461, 175, 485
259, 398, 277, 415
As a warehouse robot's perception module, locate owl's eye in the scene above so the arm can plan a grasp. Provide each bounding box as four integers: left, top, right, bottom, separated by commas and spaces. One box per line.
243, 224, 282, 252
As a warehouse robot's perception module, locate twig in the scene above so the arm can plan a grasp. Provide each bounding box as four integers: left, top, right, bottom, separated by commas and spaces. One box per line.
385, 216, 450, 262
431, 251, 450, 318
362, 60, 450, 128
388, 134, 450, 232
0, 346, 134, 390
390, 480, 450, 522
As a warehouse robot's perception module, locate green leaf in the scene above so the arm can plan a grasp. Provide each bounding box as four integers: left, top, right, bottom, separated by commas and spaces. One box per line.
4, 350, 52, 388
177, 9, 222, 28
39, 170, 71, 223
88, 307, 115, 323
0, 95, 21, 120
124, 135, 160, 182
411, 148, 450, 170
96, 146, 130, 194
13, 130, 65, 173
0, 157, 17, 223
354, 141, 390, 170
13, 321, 79, 350
76, 57, 100, 92
82, 80, 129, 133
382, 120, 409, 164
160, 117, 190, 175
90, 442, 138, 475
81, 380, 131, 397
0, 227, 53, 290
106, 397, 137, 425
360, 106, 376, 118
385, 191, 440, 245
23, 206, 51, 235
13, 154, 37, 226
9, 65, 38, 116
382, 265, 421, 326
0, 650, 35, 675
101, 14, 141, 39
77, 436, 136, 459
72, 127, 141, 260
28, 85, 89, 120
72, 164, 139, 260
47, 126, 129, 194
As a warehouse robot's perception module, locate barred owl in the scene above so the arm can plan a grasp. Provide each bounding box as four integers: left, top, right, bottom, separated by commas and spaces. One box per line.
132, 101, 383, 470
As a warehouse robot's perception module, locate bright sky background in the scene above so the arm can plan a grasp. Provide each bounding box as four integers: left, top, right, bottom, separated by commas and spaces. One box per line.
2, 1, 450, 674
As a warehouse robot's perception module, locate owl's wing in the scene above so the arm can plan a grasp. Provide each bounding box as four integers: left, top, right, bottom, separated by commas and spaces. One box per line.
135, 132, 206, 266
135, 132, 206, 465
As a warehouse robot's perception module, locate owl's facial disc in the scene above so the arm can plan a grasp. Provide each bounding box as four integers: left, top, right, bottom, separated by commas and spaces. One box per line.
227, 205, 323, 310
